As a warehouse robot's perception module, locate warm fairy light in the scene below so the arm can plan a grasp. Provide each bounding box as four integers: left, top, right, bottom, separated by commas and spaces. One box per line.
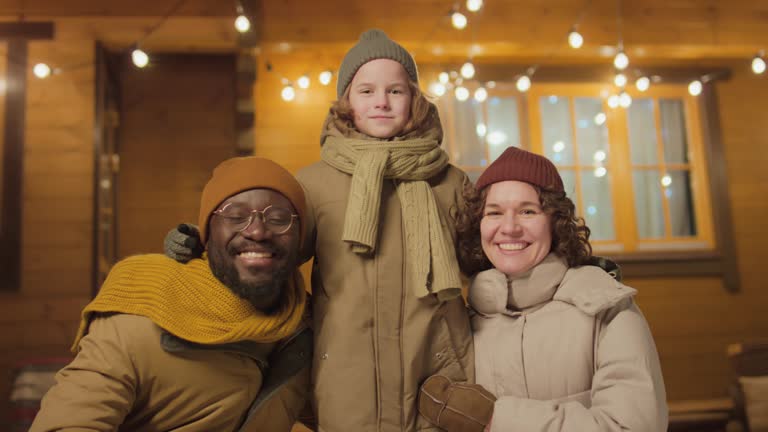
460, 61, 475, 79
297, 75, 310, 89
235, 15, 251, 33
429, 82, 447, 97
319, 70, 333, 86
281, 85, 295, 101
467, 0, 483, 12
568, 30, 584, 49
613, 50, 629, 70
132, 49, 149, 68
688, 80, 703, 96
473, 87, 488, 102
438, 72, 450, 84
33, 63, 52, 79
614, 73, 627, 87
516, 75, 531, 92
618, 91, 632, 108
455, 86, 470, 101
451, 12, 468, 30
752, 54, 766, 74
635, 76, 650, 92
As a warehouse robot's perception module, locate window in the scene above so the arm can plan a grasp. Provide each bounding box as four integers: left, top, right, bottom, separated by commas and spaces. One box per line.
440, 81, 732, 281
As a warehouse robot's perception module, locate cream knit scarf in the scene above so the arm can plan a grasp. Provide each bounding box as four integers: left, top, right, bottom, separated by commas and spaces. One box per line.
319, 111, 462, 301
72, 254, 306, 352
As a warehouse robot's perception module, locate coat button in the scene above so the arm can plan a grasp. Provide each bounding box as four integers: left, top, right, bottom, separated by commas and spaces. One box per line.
435, 353, 443, 359
321, 353, 328, 359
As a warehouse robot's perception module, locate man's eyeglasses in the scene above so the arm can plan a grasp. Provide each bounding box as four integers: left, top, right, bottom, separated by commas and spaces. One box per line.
212, 203, 298, 235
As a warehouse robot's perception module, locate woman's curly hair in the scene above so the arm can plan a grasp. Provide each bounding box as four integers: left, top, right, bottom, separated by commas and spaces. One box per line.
329, 80, 435, 137
456, 181, 592, 276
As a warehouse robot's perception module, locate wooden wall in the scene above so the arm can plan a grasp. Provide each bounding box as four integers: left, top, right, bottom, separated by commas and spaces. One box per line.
0, 37, 94, 425
117, 53, 236, 257
253, 54, 768, 402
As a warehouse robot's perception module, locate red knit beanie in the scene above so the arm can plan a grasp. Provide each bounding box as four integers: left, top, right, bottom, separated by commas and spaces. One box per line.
475, 146, 564, 192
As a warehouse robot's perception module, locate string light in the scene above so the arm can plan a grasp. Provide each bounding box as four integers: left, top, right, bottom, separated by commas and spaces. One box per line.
635, 76, 650, 92
752, 52, 766, 74
451, 12, 468, 30
455, 86, 470, 101
568, 29, 584, 49
474, 87, 488, 102
618, 91, 632, 108
297, 75, 310, 89
235, 15, 251, 33
438, 72, 450, 84
281, 84, 296, 102
613, 73, 627, 87
460, 61, 475, 79
688, 79, 703, 96
516, 75, 531, 92
466, 0, 483, 12
613, 50, 629, 70
429, 82, 447, 97
607, 94, 620, 109
594, 112, 607, 125
131, 48, 149, 68
33, 63, 52, 79
318, 70, 333, 86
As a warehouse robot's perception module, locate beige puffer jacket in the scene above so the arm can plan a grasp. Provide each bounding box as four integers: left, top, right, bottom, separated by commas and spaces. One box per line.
470, 254, 668, 432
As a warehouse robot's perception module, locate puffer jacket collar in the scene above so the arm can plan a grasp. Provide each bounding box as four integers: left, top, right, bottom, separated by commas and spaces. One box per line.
469, 254, 636, 317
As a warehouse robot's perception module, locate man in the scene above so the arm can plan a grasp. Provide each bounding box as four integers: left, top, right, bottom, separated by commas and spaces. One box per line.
30, 157, 311, 432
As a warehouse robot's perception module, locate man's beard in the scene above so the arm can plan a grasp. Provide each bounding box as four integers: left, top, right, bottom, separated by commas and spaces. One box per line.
207, 238, 298, 313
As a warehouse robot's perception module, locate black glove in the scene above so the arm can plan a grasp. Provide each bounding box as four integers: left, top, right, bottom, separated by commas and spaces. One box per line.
587, 255, 622, 282
163, 223, 204, 263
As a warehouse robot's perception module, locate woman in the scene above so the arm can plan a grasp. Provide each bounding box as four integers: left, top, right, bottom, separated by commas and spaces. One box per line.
418, 146, 667, 432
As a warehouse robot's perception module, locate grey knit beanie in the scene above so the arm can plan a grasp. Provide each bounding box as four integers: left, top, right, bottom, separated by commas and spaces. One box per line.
336, 29, 418, 98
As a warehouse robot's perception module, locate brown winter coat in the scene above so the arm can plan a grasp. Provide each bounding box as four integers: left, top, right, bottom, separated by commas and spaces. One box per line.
470, 254, 668, 432
30, 314, 309, 432
296, 161, 474, 432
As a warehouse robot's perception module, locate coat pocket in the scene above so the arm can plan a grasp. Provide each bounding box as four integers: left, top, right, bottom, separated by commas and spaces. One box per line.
429, 314, 469, 383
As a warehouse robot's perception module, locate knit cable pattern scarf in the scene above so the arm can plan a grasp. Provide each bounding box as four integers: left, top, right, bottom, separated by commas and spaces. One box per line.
320, 116, 462, 301
72, 254, 306, 352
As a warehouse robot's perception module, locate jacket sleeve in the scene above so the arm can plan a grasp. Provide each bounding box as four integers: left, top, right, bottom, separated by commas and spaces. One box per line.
240, 364, 310, 432
489, 303, 668, 432
29, 315, 137, 432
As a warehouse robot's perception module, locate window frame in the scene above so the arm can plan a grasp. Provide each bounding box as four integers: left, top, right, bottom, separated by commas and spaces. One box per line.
438, 70, 738, 290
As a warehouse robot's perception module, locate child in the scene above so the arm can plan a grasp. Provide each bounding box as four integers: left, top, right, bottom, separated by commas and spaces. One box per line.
166, 29, 474, 432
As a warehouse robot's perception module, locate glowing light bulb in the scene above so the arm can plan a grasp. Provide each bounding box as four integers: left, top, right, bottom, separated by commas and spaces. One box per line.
487, 131, 508, 146
568, 30, 584, 49
473, 87, 488, 102
594, 112, 607, 125
319, 70, 333, 86
614, 73, 627, 88
281, 85, 295, 101
429, 82, 447, 97
476, 123, 487, 137
635, 76, 650, 92
235, 15, 251, 33
297, 75, 310, 89
438, 72, 450, 84
688, 80, 703, 96
33, 63, 52, 79
455, 86, 470, 101
132, 49, 149, 68
752, 55, 766, 74
613, 50, 629, 70
460, 62, 475, 79
661, 175, 673, 187
594, 150, 607, 162
594, 166, 608, 178
516, 75, 531, 92
619, 91, 632, 108
451, 12, 468, 29
607, 94, 620, 109
466, 0, 483, 12
553, 141, 566, 153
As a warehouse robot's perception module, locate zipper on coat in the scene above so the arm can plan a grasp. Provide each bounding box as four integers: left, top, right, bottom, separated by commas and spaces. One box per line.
520, 315, 531, 398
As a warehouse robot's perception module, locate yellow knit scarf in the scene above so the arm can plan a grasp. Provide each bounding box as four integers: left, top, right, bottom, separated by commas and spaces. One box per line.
72, 254, 307, 352
320, 134, 462, 302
